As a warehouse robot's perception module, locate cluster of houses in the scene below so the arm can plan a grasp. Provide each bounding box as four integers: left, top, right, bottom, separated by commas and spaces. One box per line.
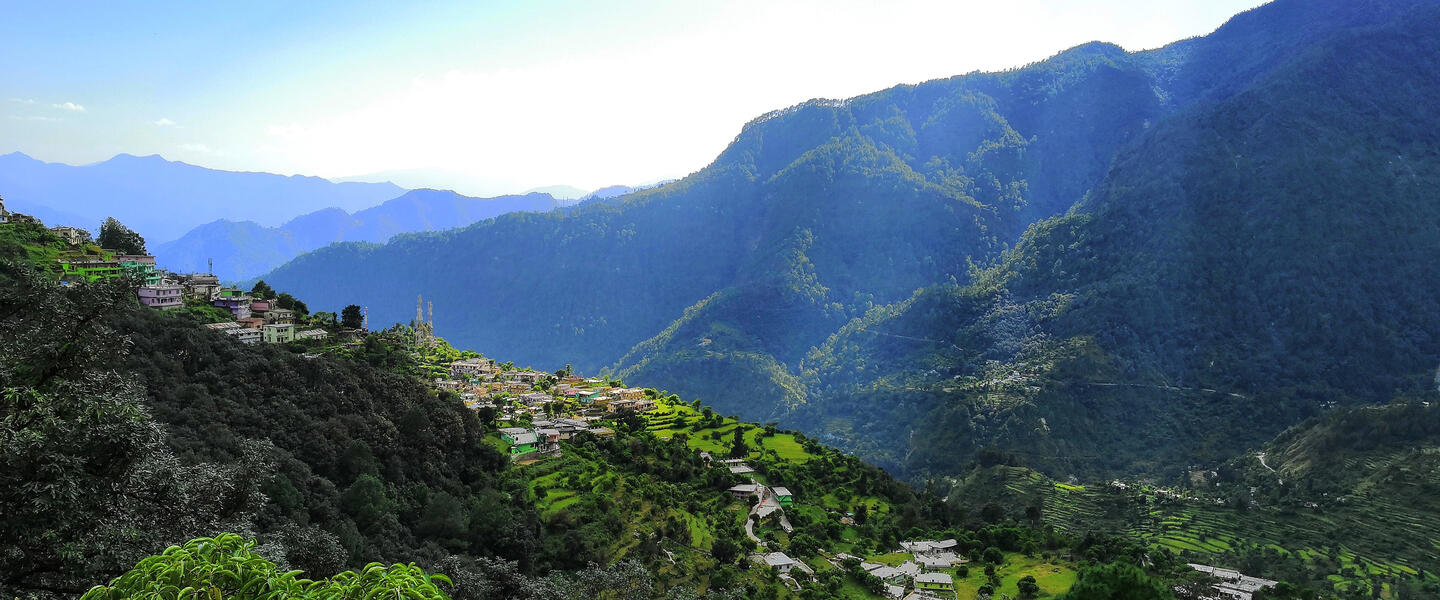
197, 284, 330, 344
443, 358, 655, 422
497, 419, 616, 458
20, 215, 333, 346
1186, 564, 1279, 600
826, 539, 963, 600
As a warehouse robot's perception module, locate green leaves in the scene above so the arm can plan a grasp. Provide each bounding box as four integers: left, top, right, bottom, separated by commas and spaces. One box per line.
82, 534, 453, 600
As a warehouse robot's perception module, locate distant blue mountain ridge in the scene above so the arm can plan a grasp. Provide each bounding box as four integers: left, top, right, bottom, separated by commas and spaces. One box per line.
153, 188, 564, 280
0, 151, 404, 242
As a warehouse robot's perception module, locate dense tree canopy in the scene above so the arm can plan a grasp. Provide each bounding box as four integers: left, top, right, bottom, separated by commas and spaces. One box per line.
96, 217, 146, 254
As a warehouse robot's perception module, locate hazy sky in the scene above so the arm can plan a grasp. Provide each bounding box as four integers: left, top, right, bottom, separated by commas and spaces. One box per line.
2, 0, 1264, 196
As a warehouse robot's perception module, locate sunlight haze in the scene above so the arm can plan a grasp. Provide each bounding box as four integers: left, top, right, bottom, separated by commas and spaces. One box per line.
2, 0, 1264, 196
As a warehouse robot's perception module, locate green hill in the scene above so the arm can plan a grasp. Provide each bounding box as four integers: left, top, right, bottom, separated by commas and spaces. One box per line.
258, 0, 1440, 489
792, 0, 1440, 479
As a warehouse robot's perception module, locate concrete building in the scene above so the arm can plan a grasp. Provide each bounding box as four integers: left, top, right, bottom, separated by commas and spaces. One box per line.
263, 322, 296, 343
914, 572, 954, 595
137, 283, 183, 310
50, 226, 90, 245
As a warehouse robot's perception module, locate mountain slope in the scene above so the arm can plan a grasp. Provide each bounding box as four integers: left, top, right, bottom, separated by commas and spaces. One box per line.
262, 38, 1175, 377
261, 0, 1440, 483
797, 0, 1440, 478
0, 152, 404, 242
153, 190, 560, 279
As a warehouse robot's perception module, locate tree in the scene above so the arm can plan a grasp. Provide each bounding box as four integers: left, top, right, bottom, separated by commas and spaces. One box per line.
1060, 562, 1175, 600
96, 217, 145, 254
712, 538, 740, 564
1018, 575, 1040, 598
251, 280, 275, 299
730, 427, 748, 458
342, 304, 364, 329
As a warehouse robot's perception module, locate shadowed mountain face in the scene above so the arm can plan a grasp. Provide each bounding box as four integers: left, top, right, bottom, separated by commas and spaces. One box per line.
261, 0, 1440, 479
153, 190, 561, 280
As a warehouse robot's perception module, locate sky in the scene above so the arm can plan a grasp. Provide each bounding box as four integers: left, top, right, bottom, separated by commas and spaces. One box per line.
1, 0, 1265, 197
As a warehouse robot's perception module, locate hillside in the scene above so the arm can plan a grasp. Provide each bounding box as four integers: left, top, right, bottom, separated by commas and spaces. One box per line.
940, 401, 1440, 597
796, 0, 1440, 479
0, 246, 1023, 600
262, 35, 1179, 380
153, 190, 560, 279
0, 152, 404, 242
256, 0, 1440, 486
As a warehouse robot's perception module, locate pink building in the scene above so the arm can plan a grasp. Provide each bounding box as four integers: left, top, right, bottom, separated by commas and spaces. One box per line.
138, 284, 183, 310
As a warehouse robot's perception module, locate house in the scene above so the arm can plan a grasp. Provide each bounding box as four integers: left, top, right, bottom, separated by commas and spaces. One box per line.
729, 464, 756, 475
699, 451, 713, 464
1187, 564, 1279, 600
294, 329, 329, 341
50, 226, 90, 245
618, 387, 646, 400
535, 428, 561, 445
213, 289, 253, 319
115, 255, 161, 285
249, 299, 272, 312
901, 539, 958, 553
915, 552, 961, 569
137, 284, 183, 310
770, 486, 793, 507
763, 552, 803, 574
59, 257, 122, 282
868, 566, 905, 584
450, 358, 496, 379
728, 483, 760, 499
237, 317, 265, 330
508, 370, 547, 385
499, 427, 529, 442
585, 426, 615, 438
262, 323, 296, 343
263, 308, 296, 324
884, 584, 904, 599
913, 573, 954, 595
520, 392, 554, 406
208, 322, 260, 344
506, 432, 538, 455
180, 274, 221, 300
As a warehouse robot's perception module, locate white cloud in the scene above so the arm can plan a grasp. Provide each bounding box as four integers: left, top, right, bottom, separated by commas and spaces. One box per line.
153, 117, 177, 126
178, 143, 211, 153
53, 102, 85, 111
8, 98, 36, 104
8, 115, 59, 122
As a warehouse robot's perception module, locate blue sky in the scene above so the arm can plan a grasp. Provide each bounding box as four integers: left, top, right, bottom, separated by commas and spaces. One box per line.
2, 0, 1264, 196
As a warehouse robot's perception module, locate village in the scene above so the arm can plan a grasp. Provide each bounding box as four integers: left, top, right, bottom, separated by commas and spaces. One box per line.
426, 348, 976, 600
3, 203, 1242, 600
0, 200, 345, 346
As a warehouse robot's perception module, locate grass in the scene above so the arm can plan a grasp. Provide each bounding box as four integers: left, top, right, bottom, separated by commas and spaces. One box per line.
950, 553, 1076, 599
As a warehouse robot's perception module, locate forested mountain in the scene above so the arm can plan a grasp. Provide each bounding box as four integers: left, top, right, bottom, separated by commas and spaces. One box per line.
793, 0, 1440, 479
259, 0, 1440, 483
154, 190, 561, 279
0, 152, 404, 242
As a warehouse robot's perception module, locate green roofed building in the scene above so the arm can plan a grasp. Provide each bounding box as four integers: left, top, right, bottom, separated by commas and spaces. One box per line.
59, 256, 122, 283
116, 254, 161, 285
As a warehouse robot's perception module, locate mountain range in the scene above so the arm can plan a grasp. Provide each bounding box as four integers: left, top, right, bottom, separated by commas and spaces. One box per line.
0, 152, 404, 243
245, 0, 1440, 483
153, 189, 563, 280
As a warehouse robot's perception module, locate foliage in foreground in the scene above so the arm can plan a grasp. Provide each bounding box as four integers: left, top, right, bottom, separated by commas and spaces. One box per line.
81, 534, 451, 600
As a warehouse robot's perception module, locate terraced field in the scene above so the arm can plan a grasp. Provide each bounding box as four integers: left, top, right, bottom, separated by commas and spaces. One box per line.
972, 466, 1439, 595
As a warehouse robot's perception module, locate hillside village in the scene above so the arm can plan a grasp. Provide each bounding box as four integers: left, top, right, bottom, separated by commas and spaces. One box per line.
1, 202, 1288, 600
427, 351, 1003, 600
2, 199, 344, 346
